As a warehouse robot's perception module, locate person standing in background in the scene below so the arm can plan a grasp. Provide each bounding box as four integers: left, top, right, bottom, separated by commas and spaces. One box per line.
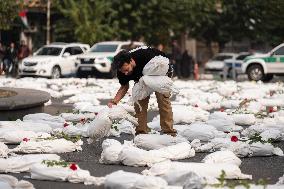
0, 42, 5, 75
181, 50, 194, 78
171, 40, 182, 78
4, 42, 18, 77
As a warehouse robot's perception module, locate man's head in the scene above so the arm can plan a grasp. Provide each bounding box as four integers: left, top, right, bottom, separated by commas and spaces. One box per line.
113, 50, 136, 75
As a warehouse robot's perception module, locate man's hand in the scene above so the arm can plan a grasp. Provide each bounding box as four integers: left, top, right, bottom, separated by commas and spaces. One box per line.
107, 100, 117, 108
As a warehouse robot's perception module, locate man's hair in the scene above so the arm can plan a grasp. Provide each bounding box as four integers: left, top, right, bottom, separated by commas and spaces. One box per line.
113, 50, 132, 70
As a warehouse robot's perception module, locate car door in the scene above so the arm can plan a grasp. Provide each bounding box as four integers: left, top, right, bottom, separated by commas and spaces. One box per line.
69, 46, 84, 73
267, 46, 284, 73
61, 46, 83, 75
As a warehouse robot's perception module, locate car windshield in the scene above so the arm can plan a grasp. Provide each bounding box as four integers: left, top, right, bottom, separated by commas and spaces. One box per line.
90, 44, 118, 52
236, 54, 251, 60
212, 55, 232, 61
36, 47, 62, 56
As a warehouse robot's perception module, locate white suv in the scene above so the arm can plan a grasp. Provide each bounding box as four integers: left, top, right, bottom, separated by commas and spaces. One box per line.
19, 43, 89, 78
76, 41, 145, 78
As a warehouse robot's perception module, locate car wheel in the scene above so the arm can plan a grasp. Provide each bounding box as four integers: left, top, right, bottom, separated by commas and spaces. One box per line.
247, 64, 264, 81
262, 74, 273, 82
51, 66, 61, 79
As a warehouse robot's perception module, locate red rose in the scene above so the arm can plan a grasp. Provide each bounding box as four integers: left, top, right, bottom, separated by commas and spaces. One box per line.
231, 136, 238, 142
268, 107, 274, 113
23, 138, 30, 142
80, 118, 86, 123
220, 107, 225, 112
94, 112, 98, 115
194, 104, 198, 107
69, 163, 77, 171
63, 123, 69, 127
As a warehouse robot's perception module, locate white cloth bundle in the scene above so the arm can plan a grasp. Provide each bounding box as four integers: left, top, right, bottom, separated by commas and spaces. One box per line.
60, 112, 96, 122
142, 161, 252, 183
207, 112, 240, 132
0, 130, 50, 144
202, 150, 242, 166
63, 93, 100, 105
0, 174, 34, 189
179, 122, 225, 142
134, 134, 188, 150
232, 114, 256, 126
142, 55, 170, 76
104, 170, 168, 189
11, 138, 83, 154
30, 163, 104, 186
100, 139, 123, 164
0, 154, 60, 173
0, 143, 9, 158
118, 142, 195, 167
23, 113, 65, 129
0, 120, 52, 133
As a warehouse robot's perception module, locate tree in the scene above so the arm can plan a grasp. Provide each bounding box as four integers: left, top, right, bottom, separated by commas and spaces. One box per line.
0, 0, 22, 30
54, 0, 118, 44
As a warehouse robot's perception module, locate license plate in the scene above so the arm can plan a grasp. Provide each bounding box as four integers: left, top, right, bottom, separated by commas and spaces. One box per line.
80, 67, 92, 71
23, 68, 34, 71
84, 58, 90, 62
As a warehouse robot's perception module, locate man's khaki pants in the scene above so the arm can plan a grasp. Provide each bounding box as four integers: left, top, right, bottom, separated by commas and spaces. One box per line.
134, 92, 176, 136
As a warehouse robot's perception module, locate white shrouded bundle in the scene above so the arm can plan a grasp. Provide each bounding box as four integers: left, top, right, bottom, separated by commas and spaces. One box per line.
23, 113, 65, 129
0, 120, 52, 133
132, 56, 178, 105
0, 130, 50, 144
30, 163, 104, 186
100, 139, 195, 166
104, 170, 168, 189
87, 106, 138, 141
0, 154, 60, 173
60, 112, 96, 122
10, 138, 83, 154
63, 93, 100, 105
142, 161, 252, 184
207, 112, 242, 132
0, 143, 9, 158
0, 174, 35, 189
134, 134, 188, 150
178, 122, 225, 142
232, 114, 256, 126
202, 150, 242, 166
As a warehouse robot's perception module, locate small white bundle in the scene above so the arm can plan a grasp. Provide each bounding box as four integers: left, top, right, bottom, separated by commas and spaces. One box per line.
104, 170, 168, 189
11, 138, 83, 154
0, 130, 50, 144
0, 142, 9, 158
0, 154, 60, 173
100, 139, 123, 164
23, 113, 65, 129
134, 134, 188, 150
143, 55, 169, 76
0, 174, 35, 189
30, 163, 104, 186
232, 114, 256, 126
202, 150, 242, 166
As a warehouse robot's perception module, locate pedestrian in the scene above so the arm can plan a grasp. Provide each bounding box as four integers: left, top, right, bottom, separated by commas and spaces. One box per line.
181, 50, 194, 78
108, 47, 177, 136
3, 42, 17, 77
171, 40, 182, 78
18, 40, 30, 62
0, 41, 5, 75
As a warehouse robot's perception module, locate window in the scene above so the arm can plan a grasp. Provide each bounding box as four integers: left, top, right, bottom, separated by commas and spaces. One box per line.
63, 47, 72, 54
236, 54, 251, 60
212, 55, 232, 61
90, 44, 118, 52
71, 46, 83, 55
36, 47, 62, 56
274, 46, 284, 55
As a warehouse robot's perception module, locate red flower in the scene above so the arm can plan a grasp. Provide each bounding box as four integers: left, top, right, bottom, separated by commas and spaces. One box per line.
268, 107, 274, 113
80, 118, 86, 123
69, 163, 77, 171
194, 104, 198, 107
231, 136, 238, 142
94, 112, 98, 115
63, 122, 69, 127
23, 138, 30, 142
220, 107, 225, 112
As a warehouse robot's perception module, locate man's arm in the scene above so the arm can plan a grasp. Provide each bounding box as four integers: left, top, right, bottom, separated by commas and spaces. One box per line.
108, 83, 129, 108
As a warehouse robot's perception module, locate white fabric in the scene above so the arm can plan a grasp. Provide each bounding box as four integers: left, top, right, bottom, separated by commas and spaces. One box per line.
179, 122, 225, 142
30, 163, 104, 186
142, 161, 252, 182
0, 174, 35, 189
11, 138, 83, 154
60, 112, 96, 122
100, 139, 123, 164
0, 120, 52, 133
202, 150, 242, 166
87, 114, 112, 141
0, 130, 50, 144
104, 170, 168, 189
0, 142, 9, 158
23, 113, 65, 129
233, 114, 256, 126
134, 134, 188, 150
142, 55, 169, 76
0, 154, 60, 173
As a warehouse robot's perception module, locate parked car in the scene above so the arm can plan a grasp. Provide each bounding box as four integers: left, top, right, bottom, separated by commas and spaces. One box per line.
204, 53, 238, 74
221, 52, 253, 78
76, 41, 145, 78
19, 43, 89, 78
242, 43, 284, 82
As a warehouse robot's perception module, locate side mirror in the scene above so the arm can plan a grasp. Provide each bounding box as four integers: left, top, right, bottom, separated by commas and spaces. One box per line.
63, 52, 71, 57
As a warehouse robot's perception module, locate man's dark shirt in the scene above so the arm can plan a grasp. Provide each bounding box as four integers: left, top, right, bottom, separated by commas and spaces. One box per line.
117, 47, 167, 86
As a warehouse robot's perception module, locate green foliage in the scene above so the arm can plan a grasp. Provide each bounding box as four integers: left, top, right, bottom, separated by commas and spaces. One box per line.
43, 131, 82, 143
0, 0, 22, 30
42, 160, 69, 167
248, 133, 275, 144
